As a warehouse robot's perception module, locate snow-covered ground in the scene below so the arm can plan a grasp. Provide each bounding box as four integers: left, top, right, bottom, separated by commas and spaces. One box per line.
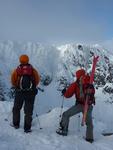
0, 87, 113, 150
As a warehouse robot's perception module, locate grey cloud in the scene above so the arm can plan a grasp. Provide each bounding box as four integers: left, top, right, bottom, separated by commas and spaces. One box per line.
0, 0, 111, 43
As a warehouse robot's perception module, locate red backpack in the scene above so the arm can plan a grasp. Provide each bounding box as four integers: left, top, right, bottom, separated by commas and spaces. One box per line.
16, 64, 35, 90
75, 79, 95, 105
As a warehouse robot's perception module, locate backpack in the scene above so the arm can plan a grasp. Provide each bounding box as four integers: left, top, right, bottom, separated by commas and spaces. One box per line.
84, 84, 95, 105
16, 64, 35, 90
75, 79, 95, 105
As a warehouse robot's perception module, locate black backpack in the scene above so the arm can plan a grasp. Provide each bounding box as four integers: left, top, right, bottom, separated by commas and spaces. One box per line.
16, 64, 35, 90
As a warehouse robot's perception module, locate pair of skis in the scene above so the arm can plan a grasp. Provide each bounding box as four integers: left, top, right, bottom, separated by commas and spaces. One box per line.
81, 55, 99, 126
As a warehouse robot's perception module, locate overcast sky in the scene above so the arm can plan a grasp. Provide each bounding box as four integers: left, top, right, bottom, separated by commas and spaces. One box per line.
0, 0, 113, 45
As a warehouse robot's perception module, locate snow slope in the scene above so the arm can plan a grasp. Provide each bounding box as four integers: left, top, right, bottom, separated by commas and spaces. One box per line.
0, 99, 113, 150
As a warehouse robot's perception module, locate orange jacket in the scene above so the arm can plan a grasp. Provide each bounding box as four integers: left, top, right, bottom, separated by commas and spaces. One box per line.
11, 66, 40, 87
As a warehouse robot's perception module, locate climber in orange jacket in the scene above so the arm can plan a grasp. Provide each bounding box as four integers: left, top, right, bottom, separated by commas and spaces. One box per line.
11, 54, 40, 133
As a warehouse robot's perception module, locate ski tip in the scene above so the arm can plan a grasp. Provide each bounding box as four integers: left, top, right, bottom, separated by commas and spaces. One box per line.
4, 118, 8, 121
102, 133, 113, 136
93, 55, 99, 60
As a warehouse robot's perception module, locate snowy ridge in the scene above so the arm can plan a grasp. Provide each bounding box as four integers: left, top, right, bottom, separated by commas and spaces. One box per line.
0, 41, 113, 112
0, 41, 112, 85
0, 101, 113, 150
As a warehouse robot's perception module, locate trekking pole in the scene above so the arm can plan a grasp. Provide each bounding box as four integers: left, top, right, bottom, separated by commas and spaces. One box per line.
35, 114, 42, 129
4, 110, 12, 122
77, 114, 81, 133
38, 87, 44, 92
59, 96, 64, 118
34, 88, 43, 130
34, 108, 43, 130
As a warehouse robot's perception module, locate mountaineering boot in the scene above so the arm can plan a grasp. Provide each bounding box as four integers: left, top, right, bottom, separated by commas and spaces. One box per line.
85, 138, 94, 143
24, 129, 32, 133
56, 126, 68, 136
14, 125, 19, 129
10, 123, 19, 129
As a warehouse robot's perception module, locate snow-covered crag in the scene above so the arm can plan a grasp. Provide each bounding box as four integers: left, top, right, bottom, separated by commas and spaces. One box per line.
0, 41, 113, 107
57, 43, 113, 104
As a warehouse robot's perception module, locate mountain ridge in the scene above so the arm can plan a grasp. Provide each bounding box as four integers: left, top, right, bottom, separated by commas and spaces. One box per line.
0, 41, 113, 103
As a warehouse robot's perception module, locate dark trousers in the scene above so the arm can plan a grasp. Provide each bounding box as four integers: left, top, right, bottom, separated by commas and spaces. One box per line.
60, 104, 93, 139
12, 91, 36, 130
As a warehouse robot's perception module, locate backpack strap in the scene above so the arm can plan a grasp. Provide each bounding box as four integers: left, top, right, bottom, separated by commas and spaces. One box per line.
79, 77, 84, 98
76, 77, 84, 98
75, 79, 85, 104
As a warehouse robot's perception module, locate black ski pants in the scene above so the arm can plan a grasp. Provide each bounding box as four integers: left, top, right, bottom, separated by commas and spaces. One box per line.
12, 90, 36, 130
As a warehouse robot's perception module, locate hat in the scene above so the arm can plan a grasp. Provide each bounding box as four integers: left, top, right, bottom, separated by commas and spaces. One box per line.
76, 69, 85, 79
19, 54, 29, 64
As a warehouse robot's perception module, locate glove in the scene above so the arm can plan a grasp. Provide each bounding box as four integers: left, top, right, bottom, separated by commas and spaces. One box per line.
61, 88, 66, 95
34, 88, 38, 95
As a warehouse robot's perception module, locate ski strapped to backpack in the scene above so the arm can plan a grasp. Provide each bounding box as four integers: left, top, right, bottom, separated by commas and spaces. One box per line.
81, 56, 99, 126
16, 64, 35, 90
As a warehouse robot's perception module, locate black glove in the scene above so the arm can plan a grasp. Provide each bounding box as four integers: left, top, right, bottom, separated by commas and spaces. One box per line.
34, 88, 38, 95
61, 88, 66, 95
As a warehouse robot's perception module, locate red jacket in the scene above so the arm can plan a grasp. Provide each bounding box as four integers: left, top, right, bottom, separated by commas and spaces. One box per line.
64, 80, 95, 105
64, 82, 79, 98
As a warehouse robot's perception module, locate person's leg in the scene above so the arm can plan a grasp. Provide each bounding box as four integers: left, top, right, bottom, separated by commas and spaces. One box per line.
85, 105, 94, 142
58, 104, 82, 135
12, 91, 24, 128
24, 92, 35, 132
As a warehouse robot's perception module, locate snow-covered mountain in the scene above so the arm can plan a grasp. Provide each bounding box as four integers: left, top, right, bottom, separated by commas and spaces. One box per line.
0, 41, 113, 150
0, 41, 113, 110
